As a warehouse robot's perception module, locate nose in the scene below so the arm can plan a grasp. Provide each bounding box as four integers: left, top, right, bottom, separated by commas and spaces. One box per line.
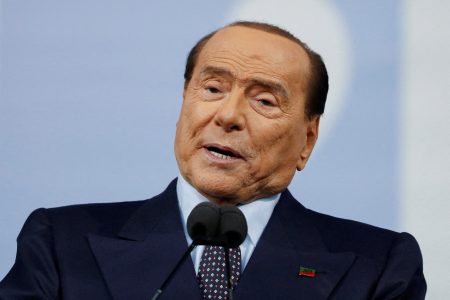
213, 89, 246, 132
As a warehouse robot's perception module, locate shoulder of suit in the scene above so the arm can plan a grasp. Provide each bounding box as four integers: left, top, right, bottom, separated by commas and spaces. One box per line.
303, 207, 418, 264
33, 199, 150, 238
283, 191, 416, 264
46, 199, 147, 217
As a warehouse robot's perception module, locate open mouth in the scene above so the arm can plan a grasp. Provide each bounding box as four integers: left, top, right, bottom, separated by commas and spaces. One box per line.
205, 145, 241, 160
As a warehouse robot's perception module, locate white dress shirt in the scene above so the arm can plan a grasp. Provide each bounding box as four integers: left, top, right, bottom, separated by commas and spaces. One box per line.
176, 175, 280, 273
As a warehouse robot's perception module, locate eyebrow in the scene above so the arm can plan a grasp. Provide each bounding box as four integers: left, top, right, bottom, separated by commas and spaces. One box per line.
199, 66, 289, 100
200, 66, 234, 79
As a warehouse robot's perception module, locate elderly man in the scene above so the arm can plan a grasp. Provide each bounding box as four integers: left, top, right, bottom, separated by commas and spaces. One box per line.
0, 21, 426, 299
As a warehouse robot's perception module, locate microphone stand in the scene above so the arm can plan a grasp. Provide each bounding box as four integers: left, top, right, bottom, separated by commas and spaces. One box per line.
151, 243, 197, 300
224, 247, 234, 300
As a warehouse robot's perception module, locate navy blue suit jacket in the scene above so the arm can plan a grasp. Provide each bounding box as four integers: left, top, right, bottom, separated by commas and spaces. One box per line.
0, 179, 426, 299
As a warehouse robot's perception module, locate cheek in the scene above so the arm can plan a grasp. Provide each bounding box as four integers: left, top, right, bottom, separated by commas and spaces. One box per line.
176, 100, 216, 152
253, 121, 287, 149
176, 118, 197, 158
175, 104, 197, 157
253, 120, 304, 161
178, 101, 200, 137
186, 101, 218, 135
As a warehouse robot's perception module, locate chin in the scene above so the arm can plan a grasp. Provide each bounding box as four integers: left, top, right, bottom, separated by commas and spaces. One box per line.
192, 173, 243, 202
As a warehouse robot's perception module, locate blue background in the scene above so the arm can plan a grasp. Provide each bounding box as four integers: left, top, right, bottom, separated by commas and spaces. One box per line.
1, 0, 400, 277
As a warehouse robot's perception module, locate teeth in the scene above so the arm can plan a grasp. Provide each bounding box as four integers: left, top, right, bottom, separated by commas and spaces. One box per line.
210, 150, 233, 160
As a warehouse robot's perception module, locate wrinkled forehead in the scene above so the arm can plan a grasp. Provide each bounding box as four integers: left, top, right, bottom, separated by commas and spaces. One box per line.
195, 26, 311, 92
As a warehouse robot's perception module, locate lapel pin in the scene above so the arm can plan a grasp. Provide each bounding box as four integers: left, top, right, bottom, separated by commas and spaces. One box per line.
298, 266, 316, 277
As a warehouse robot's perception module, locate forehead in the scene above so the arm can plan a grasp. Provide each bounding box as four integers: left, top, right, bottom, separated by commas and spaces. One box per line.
195, 26, 310, 89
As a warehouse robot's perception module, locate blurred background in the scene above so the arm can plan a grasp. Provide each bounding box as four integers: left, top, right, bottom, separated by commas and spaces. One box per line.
1, 0, 449, 297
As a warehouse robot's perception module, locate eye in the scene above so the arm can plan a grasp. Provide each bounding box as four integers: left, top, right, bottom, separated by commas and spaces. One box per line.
203, 80, 224, 94
253, 92, 277, 108
206, 86, 221, 94
202, 80, 226, 100
248, 88, 278, 109
257, 98, 275, 107
248, 90, 282, 118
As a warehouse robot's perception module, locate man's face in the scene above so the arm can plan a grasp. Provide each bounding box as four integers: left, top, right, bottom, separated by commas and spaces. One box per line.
175, 26, 319, 204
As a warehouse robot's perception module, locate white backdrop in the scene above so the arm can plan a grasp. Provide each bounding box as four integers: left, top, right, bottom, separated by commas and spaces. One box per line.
1, 0, 449, 297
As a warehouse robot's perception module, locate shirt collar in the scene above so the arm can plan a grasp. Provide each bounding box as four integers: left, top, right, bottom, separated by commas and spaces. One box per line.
176, 175, 280, 245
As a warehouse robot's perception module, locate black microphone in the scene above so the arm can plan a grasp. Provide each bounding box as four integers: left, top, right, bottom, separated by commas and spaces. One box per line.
151, 202, 221, 300
219, 206, 248, 248
219, 206, 247, 300
151, 202, 248, 300
187, 202, 221, 244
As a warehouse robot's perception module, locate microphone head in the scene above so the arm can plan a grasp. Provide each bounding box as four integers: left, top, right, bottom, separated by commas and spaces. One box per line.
218, 206, 248, 248
187, 202, 221, 244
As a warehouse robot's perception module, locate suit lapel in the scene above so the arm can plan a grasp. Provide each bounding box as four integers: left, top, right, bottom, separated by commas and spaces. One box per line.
234, 190, 355, 300
87, 180, 355, 300
87, 180, 202, 300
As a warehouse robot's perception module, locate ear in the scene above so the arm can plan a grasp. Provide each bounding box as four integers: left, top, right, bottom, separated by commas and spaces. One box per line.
296, 116, 320, 171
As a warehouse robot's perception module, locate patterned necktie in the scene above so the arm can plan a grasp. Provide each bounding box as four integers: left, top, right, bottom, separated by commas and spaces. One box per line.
197, 245, 241, 299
